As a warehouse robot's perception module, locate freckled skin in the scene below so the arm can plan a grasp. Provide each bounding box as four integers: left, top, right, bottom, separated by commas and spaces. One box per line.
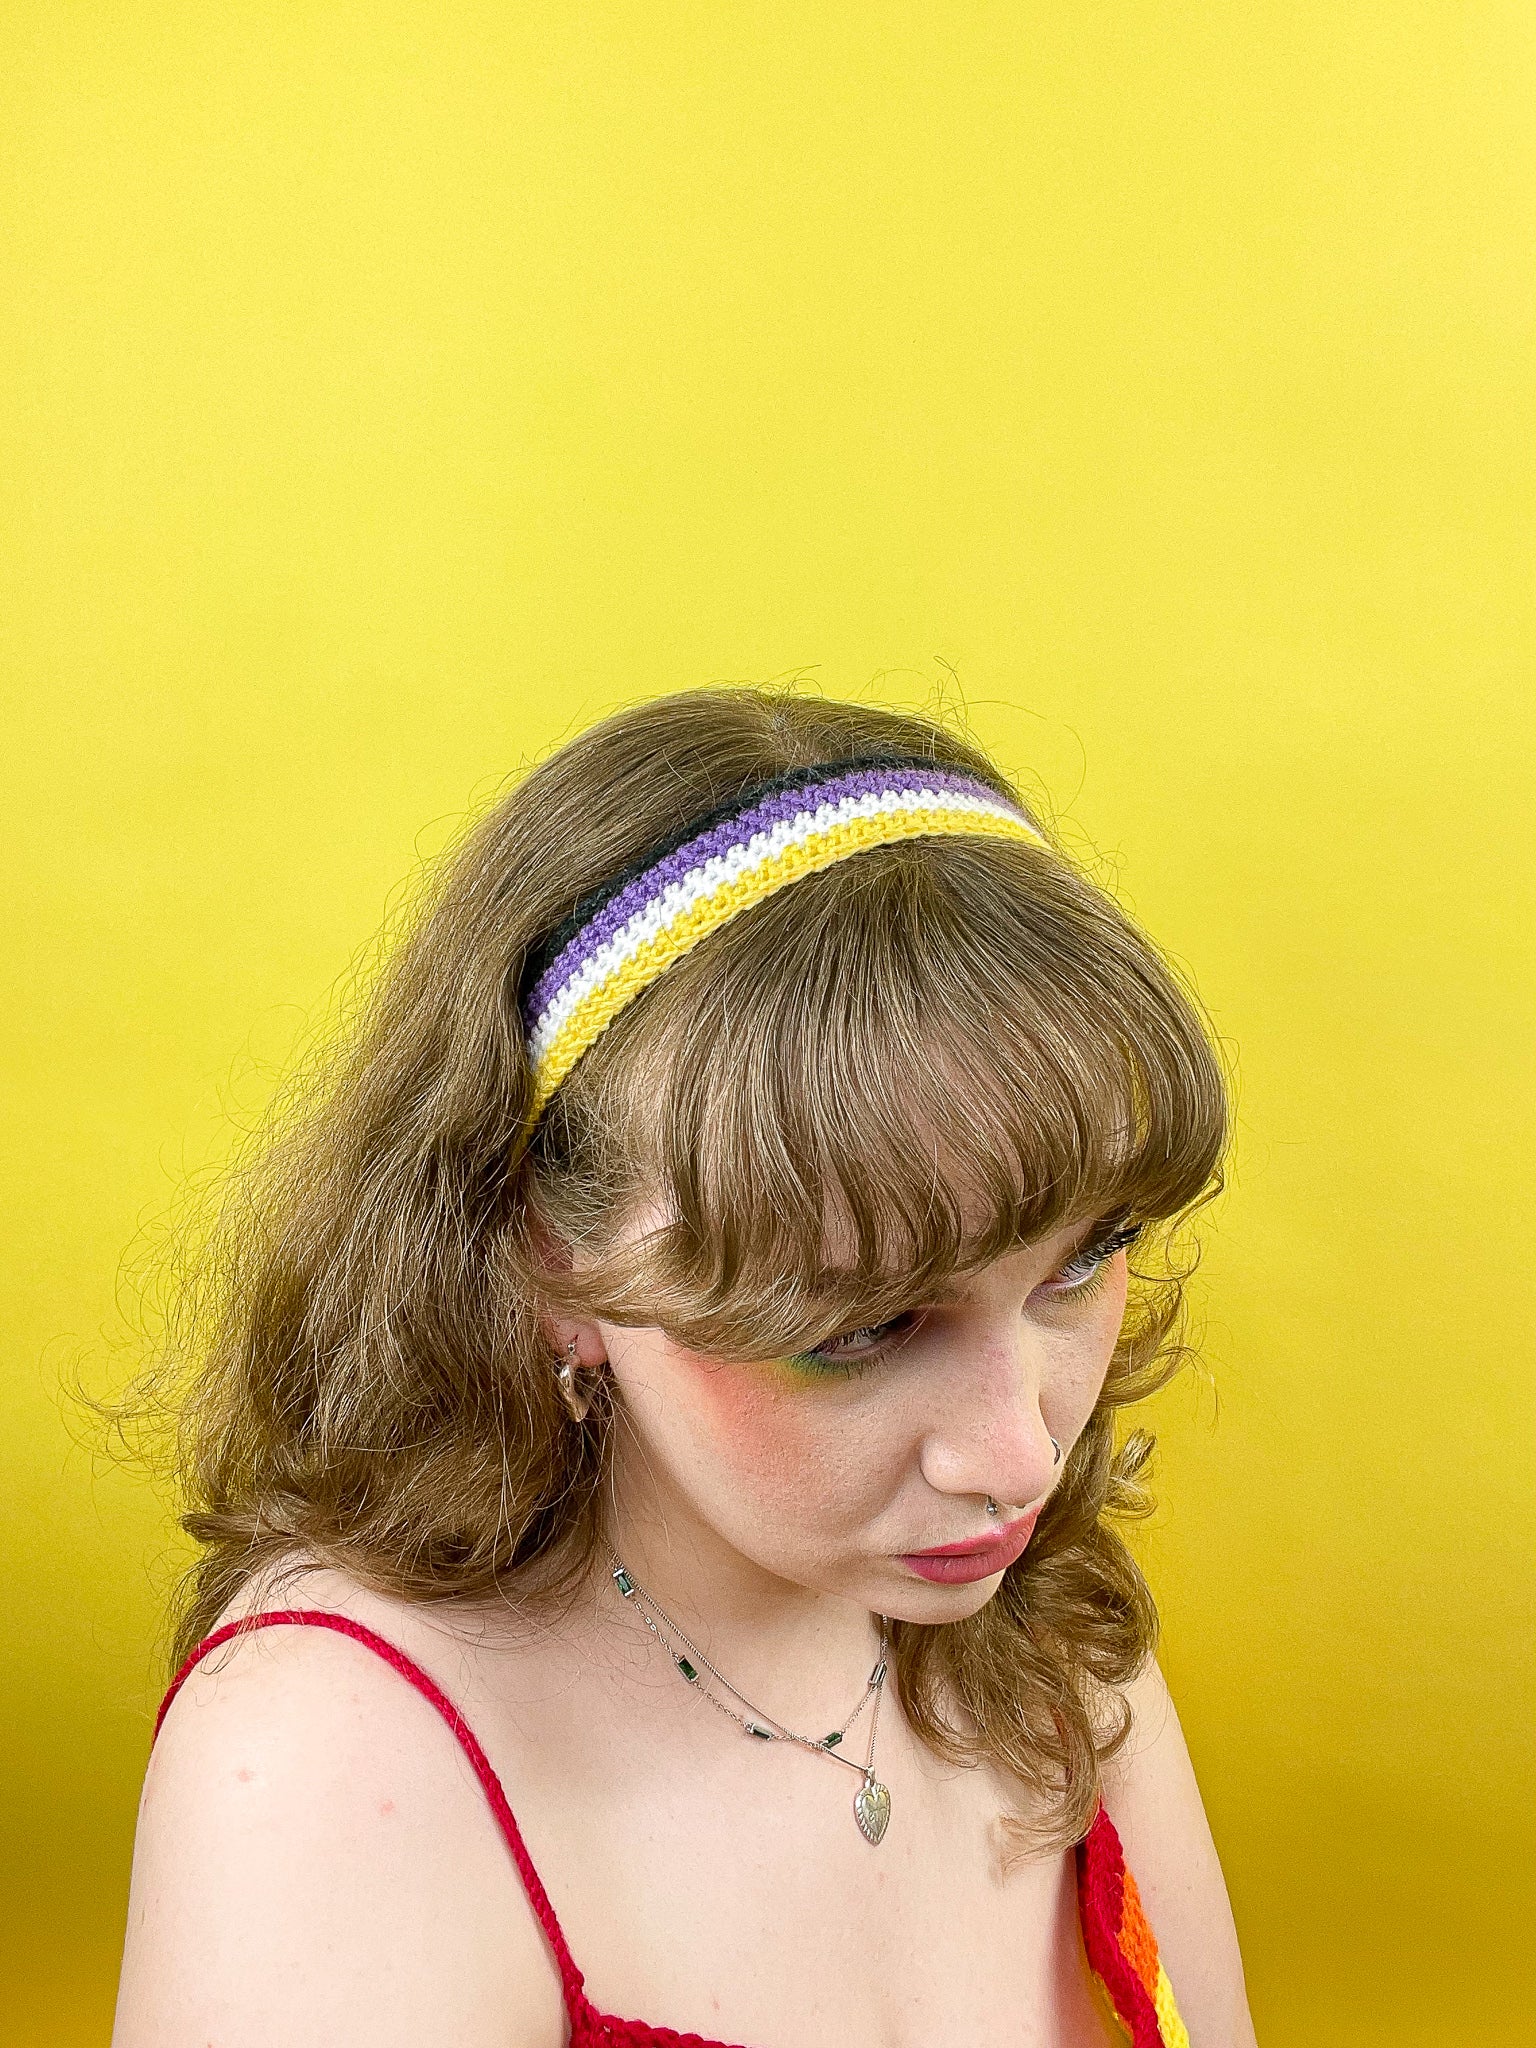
669, 1348, 822, 1481
564, 1209, 1132, 1631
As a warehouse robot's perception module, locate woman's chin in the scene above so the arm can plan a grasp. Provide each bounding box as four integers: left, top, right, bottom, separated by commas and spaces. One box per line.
871, 1567, 1008, 1626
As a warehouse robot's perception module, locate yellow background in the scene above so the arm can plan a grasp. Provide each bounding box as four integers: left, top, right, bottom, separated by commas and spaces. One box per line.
5, 6, 1532, 2042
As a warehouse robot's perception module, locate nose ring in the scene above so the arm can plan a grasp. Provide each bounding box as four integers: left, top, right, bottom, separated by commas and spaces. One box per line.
986, 1436, 1062, 1516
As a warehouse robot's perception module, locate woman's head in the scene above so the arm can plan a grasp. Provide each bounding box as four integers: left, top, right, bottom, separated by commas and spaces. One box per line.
159, 683, 1228, 1852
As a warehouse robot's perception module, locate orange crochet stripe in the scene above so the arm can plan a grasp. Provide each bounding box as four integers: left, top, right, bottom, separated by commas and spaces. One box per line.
1074, 1798, 1190, 2047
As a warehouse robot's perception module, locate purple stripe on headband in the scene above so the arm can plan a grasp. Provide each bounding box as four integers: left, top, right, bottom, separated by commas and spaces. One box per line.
523, 763, 1022, 1028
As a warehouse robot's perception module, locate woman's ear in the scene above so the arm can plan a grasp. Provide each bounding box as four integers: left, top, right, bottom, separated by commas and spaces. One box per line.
521, 1204, 575, 1317
540, 1313, 608, 1371
523, 1205, 570, 1276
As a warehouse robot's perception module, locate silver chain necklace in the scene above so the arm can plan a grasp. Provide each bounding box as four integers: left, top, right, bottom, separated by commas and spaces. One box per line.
607, 1550, 894, 1845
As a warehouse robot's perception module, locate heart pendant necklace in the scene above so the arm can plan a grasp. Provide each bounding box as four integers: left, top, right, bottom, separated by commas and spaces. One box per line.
609, 1551, 893, 1846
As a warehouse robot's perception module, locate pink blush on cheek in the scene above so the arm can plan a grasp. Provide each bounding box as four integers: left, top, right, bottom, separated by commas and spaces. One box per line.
676, 1348, 807, 1436
671, 1349, 827, 1489
655, 1348, 909, 1557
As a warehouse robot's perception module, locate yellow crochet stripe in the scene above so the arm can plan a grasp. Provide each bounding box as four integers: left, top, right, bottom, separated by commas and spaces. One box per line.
1087, 1960, 1189, 2047
523, 803, 1042, 1127
1153, 1962, 1191, 2048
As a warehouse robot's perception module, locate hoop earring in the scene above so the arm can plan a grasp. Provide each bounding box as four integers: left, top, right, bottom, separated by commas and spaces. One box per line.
1051, 1435, 1062, 1465
555, 1338, 594, 1423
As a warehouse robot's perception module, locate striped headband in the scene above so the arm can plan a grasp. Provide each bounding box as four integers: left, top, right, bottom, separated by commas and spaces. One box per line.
517, 752, 1045, 1133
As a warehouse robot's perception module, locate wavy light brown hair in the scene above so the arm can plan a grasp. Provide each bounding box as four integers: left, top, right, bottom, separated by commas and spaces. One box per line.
143, 683, 1229, 1860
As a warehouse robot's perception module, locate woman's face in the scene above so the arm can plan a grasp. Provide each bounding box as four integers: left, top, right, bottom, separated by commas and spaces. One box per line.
584, 1205, 1134, 1624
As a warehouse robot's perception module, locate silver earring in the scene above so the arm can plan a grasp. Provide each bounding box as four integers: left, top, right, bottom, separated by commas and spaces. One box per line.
555, 1338, 593, 1423
1051, 1435, 1062, 1465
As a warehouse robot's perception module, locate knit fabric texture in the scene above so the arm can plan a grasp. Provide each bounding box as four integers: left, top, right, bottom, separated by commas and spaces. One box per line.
156, 1609, 1189, 2046
516, 756, 1043, 1133
1074, 1787, 1192, 2046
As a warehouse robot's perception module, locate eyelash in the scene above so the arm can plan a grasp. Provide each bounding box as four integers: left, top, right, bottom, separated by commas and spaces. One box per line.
1054, 1221, 1143, 1292
788, 1222, 1145, 1380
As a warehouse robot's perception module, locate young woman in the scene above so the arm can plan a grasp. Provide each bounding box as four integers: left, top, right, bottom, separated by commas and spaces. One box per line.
113, 686, 1259, 2047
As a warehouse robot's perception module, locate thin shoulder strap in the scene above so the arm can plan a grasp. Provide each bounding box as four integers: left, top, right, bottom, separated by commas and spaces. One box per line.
154, 1608, 589, 2018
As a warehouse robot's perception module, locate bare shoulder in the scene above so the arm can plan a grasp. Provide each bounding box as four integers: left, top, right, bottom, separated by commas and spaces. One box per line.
113, 1563, 565, 2048
1095, 1656, 1260, 2047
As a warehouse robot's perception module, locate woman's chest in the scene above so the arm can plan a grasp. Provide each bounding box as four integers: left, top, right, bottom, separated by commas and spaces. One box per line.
506, 1714, 1121, 2048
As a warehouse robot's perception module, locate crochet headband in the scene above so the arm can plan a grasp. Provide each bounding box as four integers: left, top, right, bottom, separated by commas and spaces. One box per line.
517, 752, 1045, 1133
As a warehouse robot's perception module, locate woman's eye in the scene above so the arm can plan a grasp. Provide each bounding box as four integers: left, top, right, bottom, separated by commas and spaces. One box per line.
1044, 1221, 1143, 1294
786, 1227, 1144, 1371
788, 1313, 918, 1377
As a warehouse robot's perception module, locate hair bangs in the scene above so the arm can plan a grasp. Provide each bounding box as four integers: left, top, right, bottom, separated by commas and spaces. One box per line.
558, 834, 1226, 1360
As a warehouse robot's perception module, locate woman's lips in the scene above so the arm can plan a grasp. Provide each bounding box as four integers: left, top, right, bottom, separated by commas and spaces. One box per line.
899, 1509, 1040, 1585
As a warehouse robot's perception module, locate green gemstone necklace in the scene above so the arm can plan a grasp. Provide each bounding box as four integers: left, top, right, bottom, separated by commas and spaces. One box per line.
608, 1550, 894, 1845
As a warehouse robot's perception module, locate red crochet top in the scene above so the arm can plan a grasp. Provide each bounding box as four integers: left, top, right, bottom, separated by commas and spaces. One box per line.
154, 1609, 1188, 2047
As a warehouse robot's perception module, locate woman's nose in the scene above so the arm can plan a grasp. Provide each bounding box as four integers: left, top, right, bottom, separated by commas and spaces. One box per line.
915, 1334, 1060, 1511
